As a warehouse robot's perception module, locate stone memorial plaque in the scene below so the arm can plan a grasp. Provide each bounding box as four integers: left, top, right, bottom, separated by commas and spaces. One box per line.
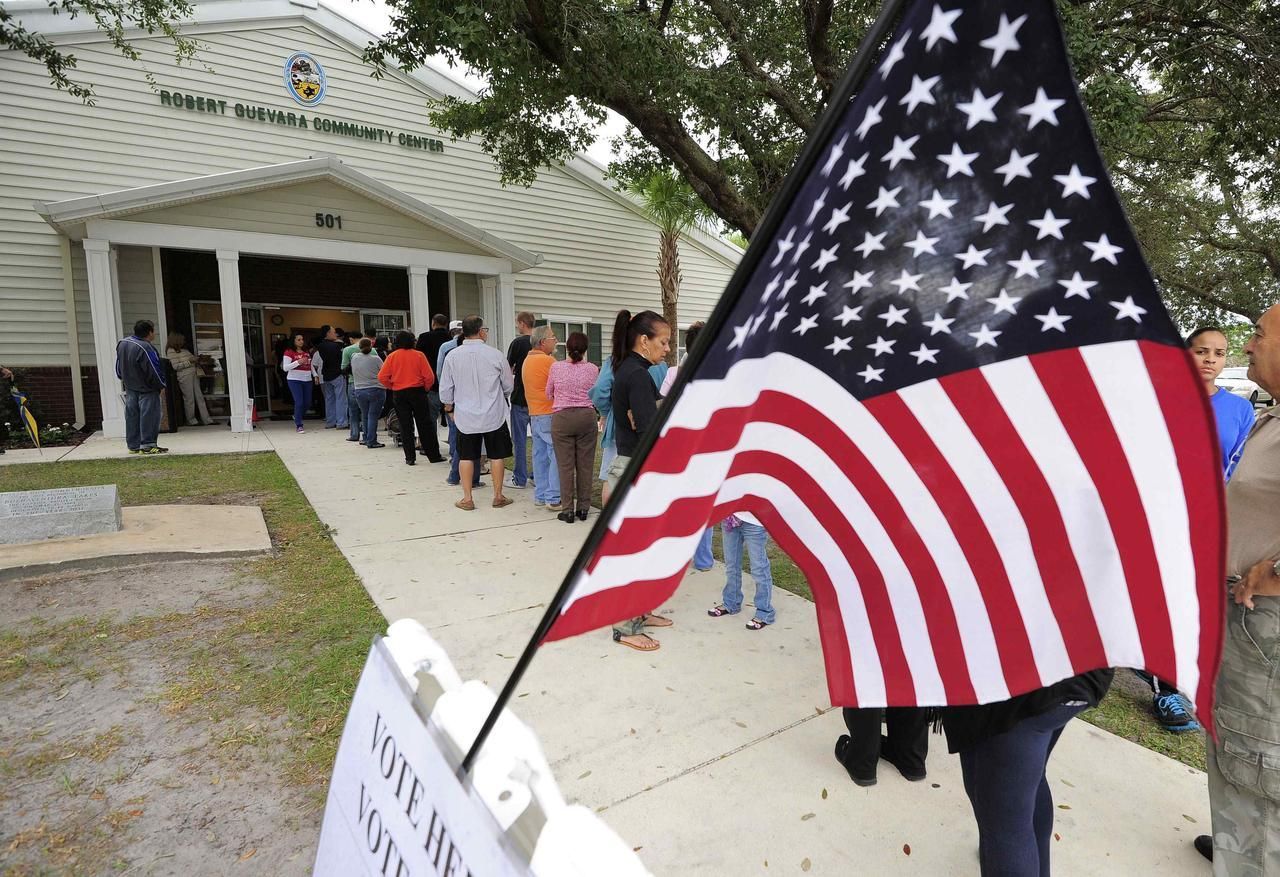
0, 484, 123, 545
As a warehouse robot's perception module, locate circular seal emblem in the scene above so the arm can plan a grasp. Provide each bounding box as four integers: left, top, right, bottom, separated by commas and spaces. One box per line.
283, 51, 326, 107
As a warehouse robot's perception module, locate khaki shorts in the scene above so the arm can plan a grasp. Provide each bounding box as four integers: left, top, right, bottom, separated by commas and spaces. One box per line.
604, 454, 632, 493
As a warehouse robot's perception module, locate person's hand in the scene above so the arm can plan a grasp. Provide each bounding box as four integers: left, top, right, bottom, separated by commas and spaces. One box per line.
0, 366, 12, 380
1232, 559, 1280, 609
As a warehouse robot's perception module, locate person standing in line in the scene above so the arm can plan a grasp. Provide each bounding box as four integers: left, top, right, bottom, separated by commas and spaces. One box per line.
281, 334, 315, 433
164, 331, 212, 427
341, 329, 366, 443
417, 313, 453, 441
114, 319, 168, 454
523, 325, 562, 511
707, 512, 776, 629
439, 316, 514, 511
506, 311, 536, 490
437, 320, 481, 489
834, 706, 930, 788
0, 364, 12, 453
547, 331, 599, 523
607, 309, 674, 651
349, 337, 387, 449
661, 320, 714, 571
377, 331, 442, 466
313, 325, 348, 430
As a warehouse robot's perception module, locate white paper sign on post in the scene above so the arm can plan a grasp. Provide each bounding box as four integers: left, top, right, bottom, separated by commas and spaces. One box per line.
314, 639, 528, 877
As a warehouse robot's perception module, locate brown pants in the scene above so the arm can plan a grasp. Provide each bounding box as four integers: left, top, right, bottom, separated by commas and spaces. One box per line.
552, 407, 596, 513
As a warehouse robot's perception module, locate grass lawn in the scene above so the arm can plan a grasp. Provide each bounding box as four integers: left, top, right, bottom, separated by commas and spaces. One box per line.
1, 452, 385, 789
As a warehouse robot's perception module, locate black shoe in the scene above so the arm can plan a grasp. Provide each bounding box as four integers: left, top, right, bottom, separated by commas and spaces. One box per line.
405, 459, 416, 466
346, 437, 361, 442
367, 442, 386, 449
1194, 835, 1212, 861
834, 735, 876, 787
558, 510, 576, 523
880, 736, 927, 781
427, 456, 446, 464
576, 509, 588, 521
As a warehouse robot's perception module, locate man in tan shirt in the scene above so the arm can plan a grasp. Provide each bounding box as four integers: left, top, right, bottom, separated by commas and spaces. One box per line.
1199, 301, 1280, 872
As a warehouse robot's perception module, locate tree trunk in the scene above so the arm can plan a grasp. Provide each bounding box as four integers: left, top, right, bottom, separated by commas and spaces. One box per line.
658, 230, 681, 365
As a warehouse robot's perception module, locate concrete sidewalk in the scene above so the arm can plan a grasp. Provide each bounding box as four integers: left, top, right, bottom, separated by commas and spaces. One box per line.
19, 421, 1213, 874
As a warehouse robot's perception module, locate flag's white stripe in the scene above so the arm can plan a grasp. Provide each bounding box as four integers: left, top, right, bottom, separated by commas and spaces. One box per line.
981, 357, 1146, 669
572, 469, 888, 704
900, 380, 1072, 687
1082, 341, 1199, 695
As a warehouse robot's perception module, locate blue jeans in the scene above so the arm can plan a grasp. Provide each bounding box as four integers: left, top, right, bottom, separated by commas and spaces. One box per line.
693, 527, 715, 570
510, 404, 530, 486
347, 382, 362, 439
958, 702, 1086, 877
354, 387, 385, 446
288, 379, 313, 428
124, 389, 162, 450
722, 521, 775, 623
446, 418, 482, 486
321, 375, 347, 427
530, 414, 560, 503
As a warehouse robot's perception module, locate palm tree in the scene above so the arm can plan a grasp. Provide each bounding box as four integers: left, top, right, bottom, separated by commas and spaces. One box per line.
627, 171, 712, 364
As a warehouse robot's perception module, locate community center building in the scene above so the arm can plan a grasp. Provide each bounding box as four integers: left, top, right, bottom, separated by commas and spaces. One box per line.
0, 0, 739, 435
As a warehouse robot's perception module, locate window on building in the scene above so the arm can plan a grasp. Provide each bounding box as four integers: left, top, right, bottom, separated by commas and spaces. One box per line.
535, 318, 602, 364
361, 311, 407, 338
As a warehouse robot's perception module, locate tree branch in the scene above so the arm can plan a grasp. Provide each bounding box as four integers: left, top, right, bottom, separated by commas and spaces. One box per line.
801, 0, 837, 98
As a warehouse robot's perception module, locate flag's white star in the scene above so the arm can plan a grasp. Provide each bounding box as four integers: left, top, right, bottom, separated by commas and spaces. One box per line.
900, 74, 941, 114
749, 311, 767, 336
844, 270, 874, 294
825, 336, 853, 355
919, 189, 957, 219
980, 13, 1027, 66
867, 185, 902, 216
1054, 164, 1097, 199
780, 270, 799, 299
910, 343, 940, 364
1058, 272, 1097, 299
879, 30, 912, 79
937, 142, 979, 177
921, 4, 962, 50
924, 312, 955, 335
879, 304, 910, 327
856, 96, 887, 139
792, 230, 813, 264
857, 364, 885, 383
854, 231, 887, 259
793, 314, 820, 335
771, 227, 795, 267
969, 324, 1002, 348
955, 88, 1003, 129
823, 202, 852, 235
974, 201, 1013, 232
890, 269, 923, 293
994, 148, 1037, 185
836, 305, 864, 326
728, 319, 751, 349
1029, 208, 1071, 240
882, 135, 920, 170
955, 244, 992, 269
1084, 233, 1124, 264
1035, 307, 1072, 332
811, 245, 840, 273
938, 277, 972, 301
838, 153, 868, 190
761, 273, 781, 304
769, 303, 790, 331
1110, 296, 1147, 322
806, 187, 828, 226
868, 335, 897, 356
987, 289, 1022, 315
1007, 250, 1046, 279
1019, 88, 1065, 129
821, 132, 847, 177
904, 230, 940, 257
802, 282, 829, 306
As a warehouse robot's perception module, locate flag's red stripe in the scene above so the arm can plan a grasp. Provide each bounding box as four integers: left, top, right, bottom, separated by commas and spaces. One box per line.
1031, 348, 1177, 678
942, 369, 1108, 673
545, 567, 686, 642
1140, 341, 1225, 735
865, 392, 1042, 695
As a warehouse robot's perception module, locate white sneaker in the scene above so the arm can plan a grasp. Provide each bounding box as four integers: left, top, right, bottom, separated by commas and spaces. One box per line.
505, 475, 527, 489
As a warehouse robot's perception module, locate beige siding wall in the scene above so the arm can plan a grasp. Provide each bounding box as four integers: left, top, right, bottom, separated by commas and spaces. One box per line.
0, 19, 736, 367
453, 273, 481, 317
117, 245, 159, 332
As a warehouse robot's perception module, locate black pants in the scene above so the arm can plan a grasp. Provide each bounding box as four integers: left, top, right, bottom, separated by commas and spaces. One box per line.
839, 707, 929, 780
393, 386, 440, 463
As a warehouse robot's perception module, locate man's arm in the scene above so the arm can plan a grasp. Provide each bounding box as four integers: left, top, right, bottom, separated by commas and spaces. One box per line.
439, 357, 456, 406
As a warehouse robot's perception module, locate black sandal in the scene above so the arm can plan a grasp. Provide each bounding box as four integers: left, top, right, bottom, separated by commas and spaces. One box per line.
745, 619, 769, 630
707, 605, 737, 618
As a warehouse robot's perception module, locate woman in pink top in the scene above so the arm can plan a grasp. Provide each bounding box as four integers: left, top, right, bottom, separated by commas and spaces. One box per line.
546, 332, 600, 523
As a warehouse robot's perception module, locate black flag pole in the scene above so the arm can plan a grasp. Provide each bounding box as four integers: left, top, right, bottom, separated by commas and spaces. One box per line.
458, 0, 914, 778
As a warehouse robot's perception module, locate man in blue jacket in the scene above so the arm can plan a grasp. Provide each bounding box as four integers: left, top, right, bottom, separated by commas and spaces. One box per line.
115, 320, 168, 455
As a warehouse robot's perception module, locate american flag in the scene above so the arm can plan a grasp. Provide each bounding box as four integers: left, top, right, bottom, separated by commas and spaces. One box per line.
545, 0, 1225, 719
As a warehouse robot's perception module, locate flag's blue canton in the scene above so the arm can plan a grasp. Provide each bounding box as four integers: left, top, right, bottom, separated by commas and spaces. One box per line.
699, 1, 1179, 397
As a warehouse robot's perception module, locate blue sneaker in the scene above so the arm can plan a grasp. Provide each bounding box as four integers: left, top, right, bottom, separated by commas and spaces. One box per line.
1154, 693, 1201, 733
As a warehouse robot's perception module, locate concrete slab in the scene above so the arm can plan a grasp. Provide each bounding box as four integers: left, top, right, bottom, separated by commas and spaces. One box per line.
0, 427, 278, 467
0, 505, 272, 580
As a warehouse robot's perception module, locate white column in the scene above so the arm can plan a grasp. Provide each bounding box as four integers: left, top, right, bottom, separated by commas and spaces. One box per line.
151, 246, 168, 348
109, 246, 123, 339
496, 273, 517, 353
480, 275, 498, 343
217, 250, 251, 432
408, 265, 431, 333
84, 239, 126, 437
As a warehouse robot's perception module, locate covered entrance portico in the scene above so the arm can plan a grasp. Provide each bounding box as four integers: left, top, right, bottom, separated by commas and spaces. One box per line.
35, 157, 541, 437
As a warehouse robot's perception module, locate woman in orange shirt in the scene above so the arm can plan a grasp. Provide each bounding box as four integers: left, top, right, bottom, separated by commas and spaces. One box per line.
377, 330, 444, 466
